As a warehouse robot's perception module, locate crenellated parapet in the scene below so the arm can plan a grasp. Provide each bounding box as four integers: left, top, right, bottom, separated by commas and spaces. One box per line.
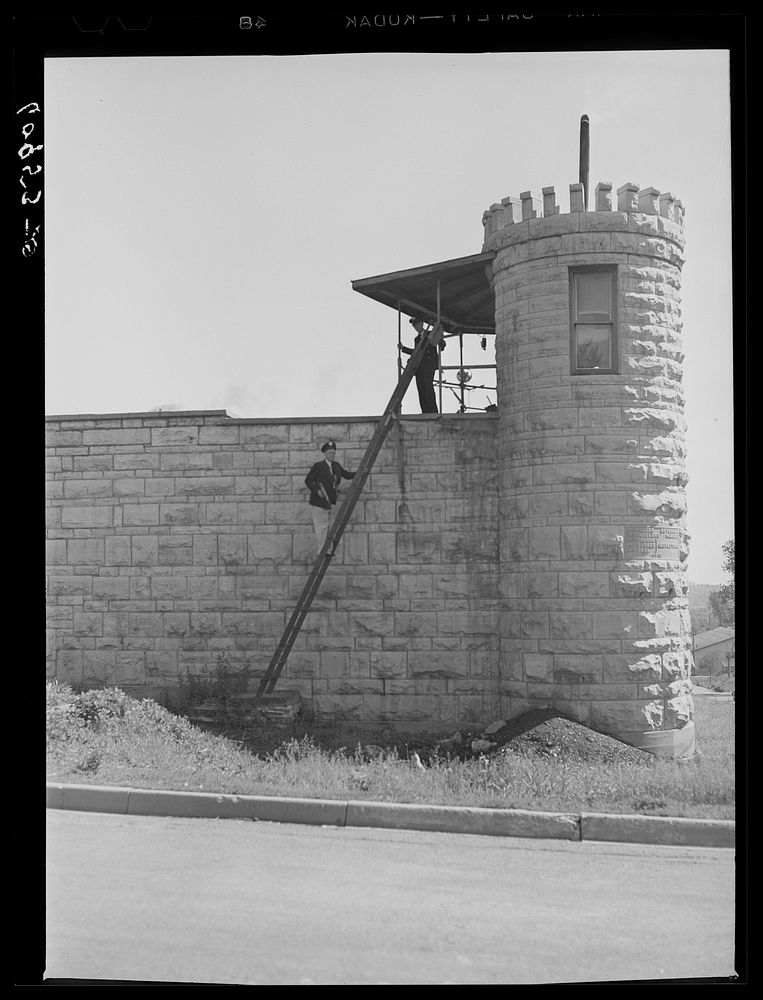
482, 181, 685, 252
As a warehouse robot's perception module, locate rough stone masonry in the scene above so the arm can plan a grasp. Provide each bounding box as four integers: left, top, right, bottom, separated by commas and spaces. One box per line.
483, 180, 692, 756
46, 178, 694, 757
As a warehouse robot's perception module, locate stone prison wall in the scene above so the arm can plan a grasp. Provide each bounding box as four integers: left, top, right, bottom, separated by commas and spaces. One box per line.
46, 174, 696, 754
45, 411, 502, 726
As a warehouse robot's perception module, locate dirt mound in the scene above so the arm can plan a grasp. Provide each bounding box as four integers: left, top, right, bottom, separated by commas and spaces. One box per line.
393, 709, 654, 767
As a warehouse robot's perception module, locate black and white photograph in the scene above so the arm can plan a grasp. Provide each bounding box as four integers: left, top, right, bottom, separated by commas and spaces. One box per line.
17, 13, 745, 987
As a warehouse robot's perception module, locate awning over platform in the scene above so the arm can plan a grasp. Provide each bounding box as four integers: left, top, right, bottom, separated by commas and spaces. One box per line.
351, 251, 496, 335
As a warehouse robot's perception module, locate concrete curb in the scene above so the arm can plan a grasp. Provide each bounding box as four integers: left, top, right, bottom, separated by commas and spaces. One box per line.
46, 783, 735, 848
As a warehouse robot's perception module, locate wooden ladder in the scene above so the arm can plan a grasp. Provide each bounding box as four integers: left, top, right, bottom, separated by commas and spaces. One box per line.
253, 322, 443, 703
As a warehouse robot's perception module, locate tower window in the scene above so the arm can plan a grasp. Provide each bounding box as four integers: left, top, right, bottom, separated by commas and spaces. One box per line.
569, 266, 618, 374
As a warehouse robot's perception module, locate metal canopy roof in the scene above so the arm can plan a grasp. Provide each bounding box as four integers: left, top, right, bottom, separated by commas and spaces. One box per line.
351, 251, 496, 334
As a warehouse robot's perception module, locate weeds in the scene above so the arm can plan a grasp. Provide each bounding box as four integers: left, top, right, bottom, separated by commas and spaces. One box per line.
174, 651, 252, 715
46, 681, 735, 820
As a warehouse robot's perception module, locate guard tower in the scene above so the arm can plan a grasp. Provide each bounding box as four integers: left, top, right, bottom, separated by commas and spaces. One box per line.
483, 179, 693, 756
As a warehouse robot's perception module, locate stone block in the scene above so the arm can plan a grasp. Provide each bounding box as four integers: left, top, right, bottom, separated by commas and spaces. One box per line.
519, 612, 549, 638
217, 535, 248, 567
523, 653, 553, 681
396, 612, 437, 637
67, 538, 104, 565
349, 612, 391, 638
198, 425, 240, 445
175, 477, 235, 497
122, 504, 161, 526
202, 503, 239, 525
143, 478, 177, 498
164, 613, 190, 636
92, 576, 130, 600
560, 526, 588, 560
528, 493, 568, 517
263, 501, 304, 526
559, 572, 609, 598
662, 651, 690, 678
398, 574, 433, 599
588, 527, 625, 559
603, 653, 662, 683
549, 612, 592, 639
160, 503, 199, 526
578, 407, 622, 428
116, 651, 146, 684
157, 536, 192, 566
593, 492, 626, 515
638, 187, 660, 214
83, 650, 116, 685
47, 429, 83, 447
241, 424, 292, 446
525, 408, 579, 432
320, 652, 350, 678
236, 575, 288, 601
193, 535, 218, 566
370, 651, 407, 679
160, 451, 213, 472
146, 650, 179, 681
112, 478, 146, 498
248, 533, 292, 564
590, 698, 658, 735
528, 526, 560, 560
72, 613, 102, 636
55, 649, 83, 682
129, 612, 165, 637
524, 572, 559, 598
47, 576, 93, 597
592, 611, 638, 638
408, 652, 468, 678
282, 651, 319, 678
568, 492, 594, 516
553, 655, 602, 684
113, 452, 160, 471
61, 506, 114, 528
151, 426, 199, 447
617, 183, 639, 212
83, 428, 150, 447
396, 531, 441, 564
313, 693, 364, 721
344, 532, 369, 565
594, 182, 613, 211
629, 489, 686, 516
131, 536, 159, 566
614, 572, 653, 597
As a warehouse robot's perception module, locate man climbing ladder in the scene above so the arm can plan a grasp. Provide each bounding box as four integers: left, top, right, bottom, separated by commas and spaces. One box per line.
253, 318, 445, 704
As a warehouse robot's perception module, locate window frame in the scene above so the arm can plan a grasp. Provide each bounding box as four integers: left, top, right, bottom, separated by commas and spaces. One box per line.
569, 265, 619, 375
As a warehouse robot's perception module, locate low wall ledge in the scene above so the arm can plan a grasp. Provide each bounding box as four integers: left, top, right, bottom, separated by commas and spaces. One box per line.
45, 410, 500, 425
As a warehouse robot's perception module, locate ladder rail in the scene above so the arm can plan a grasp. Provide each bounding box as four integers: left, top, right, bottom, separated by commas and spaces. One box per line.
254, 322, 443, 702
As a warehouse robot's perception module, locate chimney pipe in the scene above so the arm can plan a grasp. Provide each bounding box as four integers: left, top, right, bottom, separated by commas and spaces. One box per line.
579, 114, 590, 211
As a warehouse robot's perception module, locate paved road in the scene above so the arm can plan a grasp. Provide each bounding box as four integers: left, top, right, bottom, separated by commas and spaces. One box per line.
45, 810, 737, 985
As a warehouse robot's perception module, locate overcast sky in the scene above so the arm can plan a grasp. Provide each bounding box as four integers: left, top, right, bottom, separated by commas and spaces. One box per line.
43, 48, 734, 583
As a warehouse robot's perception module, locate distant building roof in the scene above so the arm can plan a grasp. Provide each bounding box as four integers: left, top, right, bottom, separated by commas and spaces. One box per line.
693, 626, 735, 651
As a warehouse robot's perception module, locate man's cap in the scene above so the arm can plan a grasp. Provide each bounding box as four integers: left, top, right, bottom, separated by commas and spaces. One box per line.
409, 316, 424, 326
321, 440, 337, 452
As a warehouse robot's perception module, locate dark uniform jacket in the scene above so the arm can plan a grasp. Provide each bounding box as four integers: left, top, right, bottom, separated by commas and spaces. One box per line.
401, 332, 446, 365
305, 459, 355, 509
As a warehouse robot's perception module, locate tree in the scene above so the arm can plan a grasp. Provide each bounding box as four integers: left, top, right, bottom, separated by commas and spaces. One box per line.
708, 539, 735, 626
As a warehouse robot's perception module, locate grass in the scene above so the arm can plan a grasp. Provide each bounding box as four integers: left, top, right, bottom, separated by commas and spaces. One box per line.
694, 672, 736, 694
45, 681, 735, 821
